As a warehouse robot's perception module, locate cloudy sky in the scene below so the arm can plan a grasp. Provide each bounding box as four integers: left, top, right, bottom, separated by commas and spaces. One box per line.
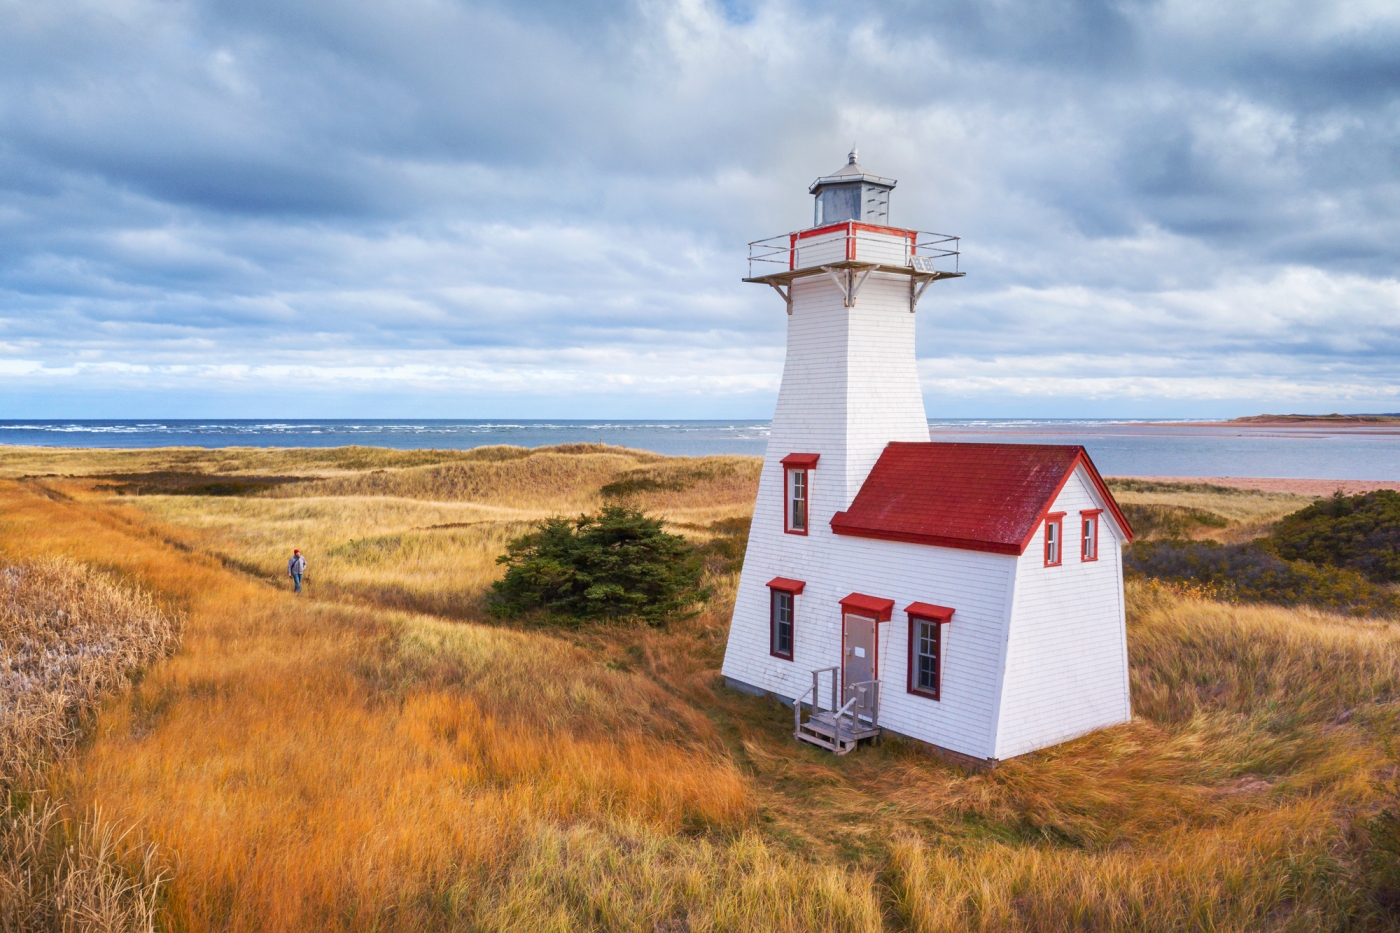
2, 0, 1398, 419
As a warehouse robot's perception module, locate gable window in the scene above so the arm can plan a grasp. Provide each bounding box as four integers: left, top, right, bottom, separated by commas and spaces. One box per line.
766, 577, 804, 661
905, 602, 954, 700
1081, 509, 1101, 562
779, 453, 819, 535
1044, 513, 1065, 567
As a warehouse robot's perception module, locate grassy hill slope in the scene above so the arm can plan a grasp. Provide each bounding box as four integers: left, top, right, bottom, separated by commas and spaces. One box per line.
1, 448, 1398, 932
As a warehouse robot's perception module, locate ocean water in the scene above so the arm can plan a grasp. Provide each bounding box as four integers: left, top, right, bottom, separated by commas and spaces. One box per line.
2, 418, 1398, 480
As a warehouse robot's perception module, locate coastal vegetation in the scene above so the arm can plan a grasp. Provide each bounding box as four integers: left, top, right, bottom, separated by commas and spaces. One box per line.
0, 446, 1398, 931
1270, 490, 1400, 584
1123, 489, 1400, 617
489, 505, 708, 622
1124, 541, 1400, 616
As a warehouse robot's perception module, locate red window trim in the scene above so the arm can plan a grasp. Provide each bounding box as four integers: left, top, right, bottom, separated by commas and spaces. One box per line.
1044, 512, 1065, 567
906, 605, 953, 701
766, 578, 802, 661
781, 455, 817, 537
1080, 509, 1103, 562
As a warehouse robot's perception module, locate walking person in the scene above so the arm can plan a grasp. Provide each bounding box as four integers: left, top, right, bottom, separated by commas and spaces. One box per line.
287, 549, 307, 594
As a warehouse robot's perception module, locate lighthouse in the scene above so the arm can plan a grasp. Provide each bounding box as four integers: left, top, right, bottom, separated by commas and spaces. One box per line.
721, 153, 1135, 764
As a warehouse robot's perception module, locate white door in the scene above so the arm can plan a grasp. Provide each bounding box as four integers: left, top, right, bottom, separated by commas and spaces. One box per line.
843, 613, 876, 718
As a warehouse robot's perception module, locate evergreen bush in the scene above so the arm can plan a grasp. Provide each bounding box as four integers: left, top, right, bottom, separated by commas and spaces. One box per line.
1268, 490, 1400, 584
489, 505, 708, 623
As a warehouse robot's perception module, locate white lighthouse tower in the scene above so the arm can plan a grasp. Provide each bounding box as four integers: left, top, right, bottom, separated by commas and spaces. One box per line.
750, 150, 962, 527
722, 153, 1135, 765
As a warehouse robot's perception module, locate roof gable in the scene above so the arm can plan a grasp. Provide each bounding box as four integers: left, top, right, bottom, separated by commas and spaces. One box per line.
830, 442, 1132, 555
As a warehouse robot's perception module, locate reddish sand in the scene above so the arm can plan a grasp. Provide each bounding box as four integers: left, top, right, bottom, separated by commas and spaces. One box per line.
1124, 477, 1400, 496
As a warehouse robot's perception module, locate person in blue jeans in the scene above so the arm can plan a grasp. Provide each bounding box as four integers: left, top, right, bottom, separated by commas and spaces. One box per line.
287, 549, 307, 594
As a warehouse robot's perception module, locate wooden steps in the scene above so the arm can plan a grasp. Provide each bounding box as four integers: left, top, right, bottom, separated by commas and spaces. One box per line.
795, 710, 880, 756
793, 671, 882, 755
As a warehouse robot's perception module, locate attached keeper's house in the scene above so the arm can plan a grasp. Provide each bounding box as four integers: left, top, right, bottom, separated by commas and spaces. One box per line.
721, 152, 1134, 764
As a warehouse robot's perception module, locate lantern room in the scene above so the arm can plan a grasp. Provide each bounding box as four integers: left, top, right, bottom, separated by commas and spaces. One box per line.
809, 148, 896, 226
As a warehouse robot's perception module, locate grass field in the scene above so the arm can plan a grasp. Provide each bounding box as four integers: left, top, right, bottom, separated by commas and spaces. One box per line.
2, 444, 1399, 932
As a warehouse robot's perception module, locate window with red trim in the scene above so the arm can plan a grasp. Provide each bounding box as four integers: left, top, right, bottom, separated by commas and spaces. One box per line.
909, 618, 941, 699
1081, 509, 1101, 561
786, 468, 808, 534
767, 578, 802, 660
1044, 513, 1065, 566
779, 453, 817, 535
905, 603, 952, 701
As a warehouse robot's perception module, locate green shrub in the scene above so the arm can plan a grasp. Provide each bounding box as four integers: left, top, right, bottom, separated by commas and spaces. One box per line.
488, 505, 708, 623
1124, 539, 1400, 617
1268, 490, 1400, 584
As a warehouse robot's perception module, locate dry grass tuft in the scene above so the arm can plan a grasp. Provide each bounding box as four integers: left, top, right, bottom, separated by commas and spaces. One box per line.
888, 802, 1355, 933
1, 799, 166, 933
1, 559, 183, 787
1128, 578, 1400, 728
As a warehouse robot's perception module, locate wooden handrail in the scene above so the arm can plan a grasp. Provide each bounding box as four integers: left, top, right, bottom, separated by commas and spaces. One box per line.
810, 666, 839, 713
794, 684, 814, 733
847, 680, 881, 728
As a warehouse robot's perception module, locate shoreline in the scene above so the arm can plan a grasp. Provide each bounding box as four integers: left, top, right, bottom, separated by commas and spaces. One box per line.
1117, 476, 1400, 496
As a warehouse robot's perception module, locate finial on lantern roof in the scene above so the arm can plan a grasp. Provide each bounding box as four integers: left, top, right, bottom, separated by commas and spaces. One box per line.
848, 145, 858, 165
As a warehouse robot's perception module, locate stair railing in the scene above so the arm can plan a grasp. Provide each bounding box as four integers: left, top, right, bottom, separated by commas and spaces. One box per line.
795, 667, 841, 732
793, 684, 813, 734
812, 666, 839, 714
845, 680, 881, 729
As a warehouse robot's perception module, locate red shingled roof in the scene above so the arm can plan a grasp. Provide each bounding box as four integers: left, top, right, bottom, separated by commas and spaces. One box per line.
830, 443, 1132, 555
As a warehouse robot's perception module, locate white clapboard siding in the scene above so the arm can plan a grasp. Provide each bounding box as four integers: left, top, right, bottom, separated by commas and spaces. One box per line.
852, 228, 910, 265
722, 266, 928, 703
794, 230, 848, 268
992, 467, 1132, 759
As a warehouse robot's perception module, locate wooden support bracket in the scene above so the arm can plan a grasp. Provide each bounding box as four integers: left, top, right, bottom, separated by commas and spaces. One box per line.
909, 274, 937, 313
766, 282, 793, 314
820, 264, 877, 308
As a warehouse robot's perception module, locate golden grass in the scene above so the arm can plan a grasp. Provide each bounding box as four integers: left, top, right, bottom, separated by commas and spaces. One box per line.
2, 452, 1398, 931
0, 442, 666, 479
127, 494, 530, 616
71, 447, 760, 617
1108, 478, 1314, 542
888, 802, 1351, 933
0, 478, 869, 932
